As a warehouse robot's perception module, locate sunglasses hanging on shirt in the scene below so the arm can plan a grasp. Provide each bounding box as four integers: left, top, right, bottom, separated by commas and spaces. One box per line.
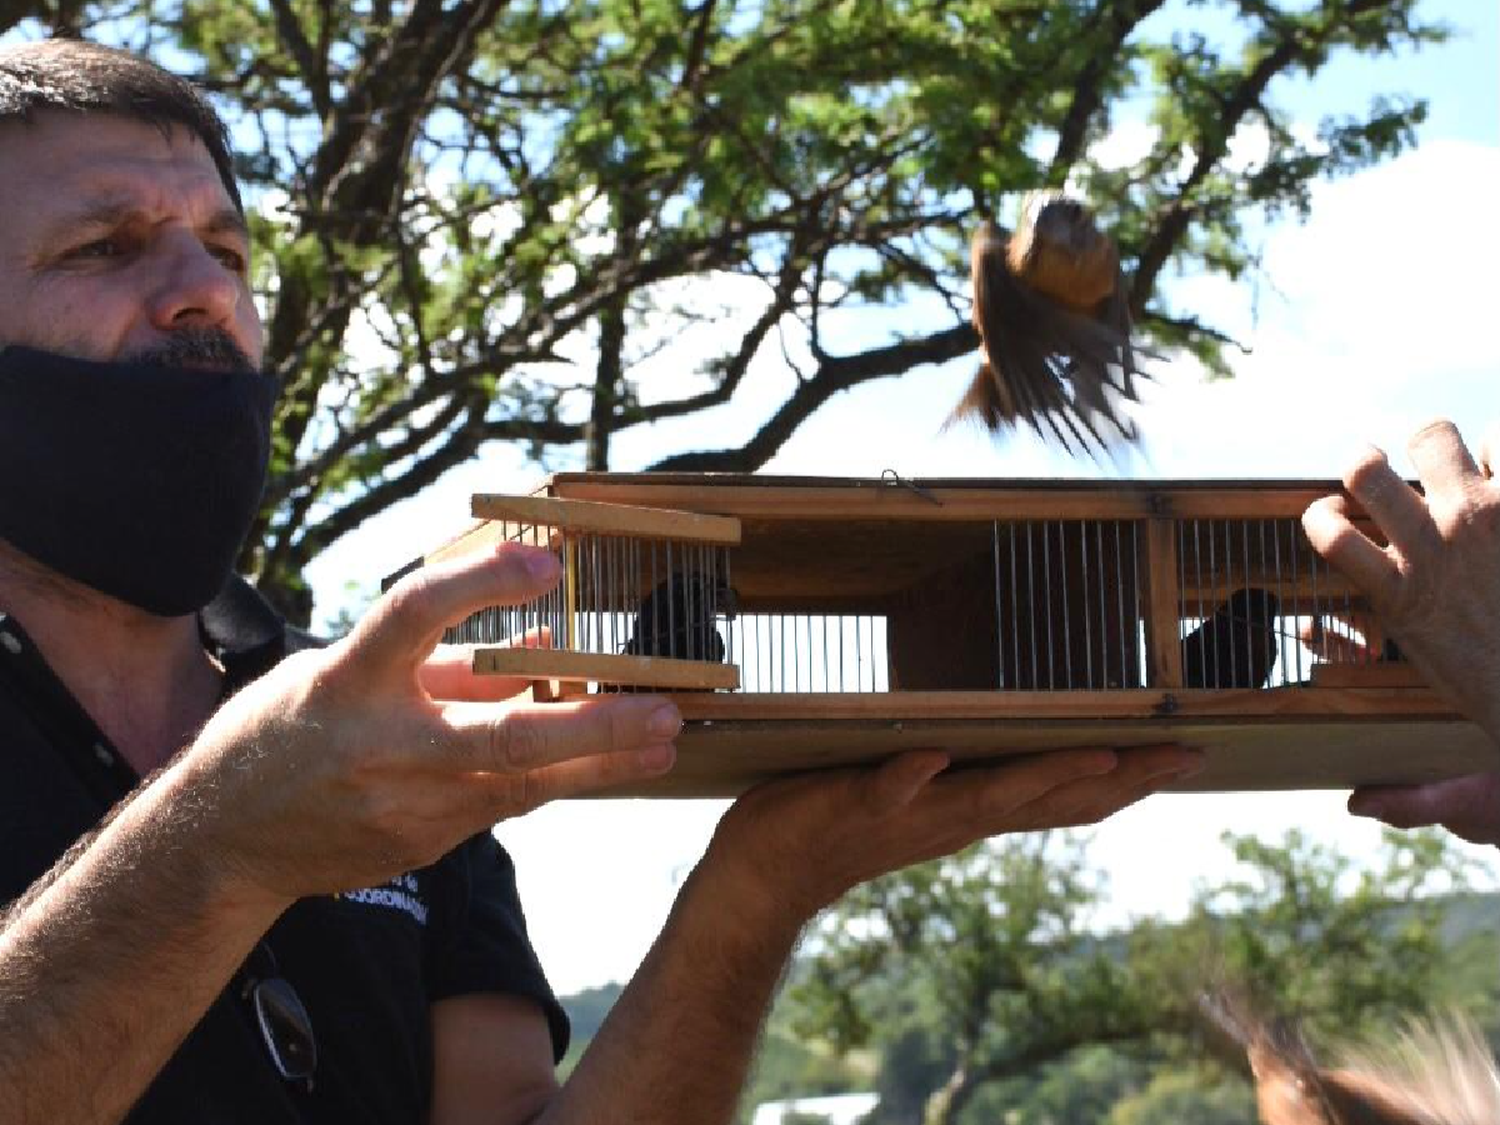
241, 942, 317, 1091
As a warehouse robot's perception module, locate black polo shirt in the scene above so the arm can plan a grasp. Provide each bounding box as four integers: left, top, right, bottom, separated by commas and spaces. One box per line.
0, 577, 568, 1124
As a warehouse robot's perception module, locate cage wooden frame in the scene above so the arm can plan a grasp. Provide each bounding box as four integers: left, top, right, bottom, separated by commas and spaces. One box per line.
402, 473, 1496, 797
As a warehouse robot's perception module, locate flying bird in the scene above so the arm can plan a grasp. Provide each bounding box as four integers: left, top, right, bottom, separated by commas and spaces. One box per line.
1200, 989, 1500, 1125
1182, 588, 1281, 690
951, 192, 1145, 457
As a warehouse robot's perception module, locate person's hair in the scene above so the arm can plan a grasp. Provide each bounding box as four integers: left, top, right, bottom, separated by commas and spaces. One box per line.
1328, 1014, 1500, 1125
0, 38, 241, 213
1204, 987, 1500, 1125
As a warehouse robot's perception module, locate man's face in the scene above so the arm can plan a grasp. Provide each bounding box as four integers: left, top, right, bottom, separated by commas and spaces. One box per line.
0, 111, 263, 369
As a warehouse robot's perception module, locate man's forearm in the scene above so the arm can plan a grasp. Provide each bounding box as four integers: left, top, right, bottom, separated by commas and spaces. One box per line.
539, 857, 806, 1125
0, 766, 285, 1125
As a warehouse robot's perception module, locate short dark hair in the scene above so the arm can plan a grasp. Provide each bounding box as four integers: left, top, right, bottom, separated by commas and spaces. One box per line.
0, 38, 241, 214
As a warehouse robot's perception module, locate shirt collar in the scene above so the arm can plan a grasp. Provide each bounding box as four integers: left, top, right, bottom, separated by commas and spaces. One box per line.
199, 575, 294, 691
0, 576, 296, 801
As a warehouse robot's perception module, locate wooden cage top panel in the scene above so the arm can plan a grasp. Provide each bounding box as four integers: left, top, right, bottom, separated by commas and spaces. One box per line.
422, 494, 740, 570
527, 473, 1381, 611
539, 472, 1391, 524
726, 515, 1362, 608
470, 494, 741, 544
732, 518, 992, 604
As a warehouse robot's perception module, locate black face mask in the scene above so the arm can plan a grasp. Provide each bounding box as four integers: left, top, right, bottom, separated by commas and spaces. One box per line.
0, 344, 275, 617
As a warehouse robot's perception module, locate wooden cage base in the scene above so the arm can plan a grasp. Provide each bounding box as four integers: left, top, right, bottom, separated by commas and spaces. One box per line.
533, 687, 1498, 798
585, 716, 1495, 798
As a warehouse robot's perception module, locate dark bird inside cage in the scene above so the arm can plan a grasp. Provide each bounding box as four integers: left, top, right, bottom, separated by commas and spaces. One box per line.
1200, 989, 1500, 1125
951, 191, 1145, 457
600, 571, 738, 694
622, 571, 738, 664
1182, 588, 1281, 690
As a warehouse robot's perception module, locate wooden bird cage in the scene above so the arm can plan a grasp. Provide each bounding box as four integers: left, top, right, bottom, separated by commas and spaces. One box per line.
397, 474, 1496, 797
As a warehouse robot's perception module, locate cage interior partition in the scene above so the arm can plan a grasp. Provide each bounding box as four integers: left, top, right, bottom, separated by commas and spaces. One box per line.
399, 474, 1494, 797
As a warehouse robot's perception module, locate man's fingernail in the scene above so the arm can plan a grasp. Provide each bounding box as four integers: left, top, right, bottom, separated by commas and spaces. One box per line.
638, 743, 676, 772
1084, 750, 1119, 775
648, 705, 683, 739
525, 551, 559, 580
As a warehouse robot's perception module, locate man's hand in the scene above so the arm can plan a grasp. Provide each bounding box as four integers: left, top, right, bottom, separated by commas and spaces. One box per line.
173, 543, 681, 906
1302, 420, 1500, 744
1300, 616, 1499, 844
1347, 775, 1500, 847
701, 744, 1203, 925
1302, 420, 1500, 847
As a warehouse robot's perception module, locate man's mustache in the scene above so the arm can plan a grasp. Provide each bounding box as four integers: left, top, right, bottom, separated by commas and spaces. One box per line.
127, 329, 258, 374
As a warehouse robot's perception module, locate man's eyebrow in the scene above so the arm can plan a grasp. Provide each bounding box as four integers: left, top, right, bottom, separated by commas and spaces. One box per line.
203, 207, 251, 243
34, 198, 135, 242
36, 198, 250, 244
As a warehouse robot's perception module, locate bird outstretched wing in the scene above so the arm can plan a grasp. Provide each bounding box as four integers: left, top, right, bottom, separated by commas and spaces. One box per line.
951, 197, 1146, 458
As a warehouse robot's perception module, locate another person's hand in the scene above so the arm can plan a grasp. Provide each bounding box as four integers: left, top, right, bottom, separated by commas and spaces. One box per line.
167, 544, 682, 907
1302, 420, 1500, 745
701, 744, 1203, 925
1299, 618, 1500, 846
1346, 775, 1500, 848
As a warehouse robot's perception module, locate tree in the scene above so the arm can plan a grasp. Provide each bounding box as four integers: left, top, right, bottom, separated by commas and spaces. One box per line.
1106, 1065, 1258, 1125
0, 2, 1443, 618
1156, 828, 1487, 1047
781, 827, 1489, 1125
788, 833, 1174, 1125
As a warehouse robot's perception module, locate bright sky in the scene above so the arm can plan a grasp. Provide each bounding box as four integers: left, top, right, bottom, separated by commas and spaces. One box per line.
301, 1, 1500, 992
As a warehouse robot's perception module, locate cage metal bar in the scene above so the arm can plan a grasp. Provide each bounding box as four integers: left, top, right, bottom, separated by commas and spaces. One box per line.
992, 521, 1005, 689
444, 505, 1402, 699
1130, 520, 1142, 688
1010, 523, 1022, 690
1080, 522, 1093, 689
1094, 521, 1107, 689
1115, 520, 1127, 689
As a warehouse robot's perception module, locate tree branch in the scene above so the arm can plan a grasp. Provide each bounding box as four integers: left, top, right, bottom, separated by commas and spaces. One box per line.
1126, 4, 1390, 307
1139, 309, 1252, 354
280, 395, 564, 572
266, 0, 330, 119
629, 259, 809, 426
646, 322, 977, 472
1046, 0, 1167, 184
